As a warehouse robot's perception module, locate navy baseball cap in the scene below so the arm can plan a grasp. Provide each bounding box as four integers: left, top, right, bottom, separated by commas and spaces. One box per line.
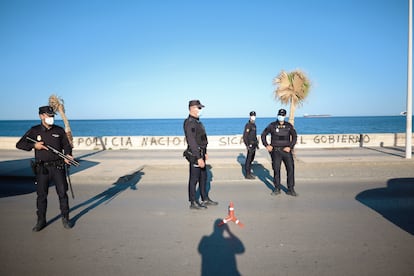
188, 100, 205, 108
277, 109, 287, 116
38, 106, 55, 116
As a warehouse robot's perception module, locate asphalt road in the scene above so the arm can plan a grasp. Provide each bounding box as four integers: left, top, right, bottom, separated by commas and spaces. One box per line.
0, 148, 413, 276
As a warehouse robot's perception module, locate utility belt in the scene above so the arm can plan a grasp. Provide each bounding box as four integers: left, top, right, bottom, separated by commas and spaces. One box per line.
183, 146, 205, 163
248, 141, 258, 149
272, 146, 289, 151
31, 159, 65, 175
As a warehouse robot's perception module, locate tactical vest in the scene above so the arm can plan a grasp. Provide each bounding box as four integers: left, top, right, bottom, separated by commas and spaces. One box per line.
246, 123, 257, 144
184, 117, 208, 147
270, 122, 292, 146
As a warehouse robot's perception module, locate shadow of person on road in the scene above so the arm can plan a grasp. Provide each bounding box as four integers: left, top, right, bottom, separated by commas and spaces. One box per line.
206, 164, 213, 194
252, 163, 282, 192
47, 168, 144, 227
0, 175, 36, 197
356, 178, 414, 235
237, 152, 284, 192
0, 158, 99, 198
236, 153, 246, 177
198, 219, 245, 276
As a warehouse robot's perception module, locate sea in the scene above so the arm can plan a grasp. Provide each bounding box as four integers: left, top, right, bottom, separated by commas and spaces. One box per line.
0, 116, 412, 137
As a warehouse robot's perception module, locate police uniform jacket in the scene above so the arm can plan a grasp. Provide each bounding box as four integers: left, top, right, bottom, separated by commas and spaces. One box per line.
16, 124, 72, 162
243, 121, 258, 147
183, 115, 208, 159
261, 120, 297, 149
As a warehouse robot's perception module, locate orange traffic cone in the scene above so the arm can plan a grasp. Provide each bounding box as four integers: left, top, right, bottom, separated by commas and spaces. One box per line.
217, 201, 244, 228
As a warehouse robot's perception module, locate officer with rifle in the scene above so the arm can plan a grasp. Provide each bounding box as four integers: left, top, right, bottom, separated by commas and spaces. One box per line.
16, 106, 77, 231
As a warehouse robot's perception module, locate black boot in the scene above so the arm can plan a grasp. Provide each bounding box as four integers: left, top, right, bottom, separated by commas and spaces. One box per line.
286, 188, 298, 197
245, 174, 255, 179
202, 197, 218, 206
196, 200, 208, 209
62, 216, 73, 229
32, 219, 46, 232
190, 201, 202, 210
271, 188, 281, 196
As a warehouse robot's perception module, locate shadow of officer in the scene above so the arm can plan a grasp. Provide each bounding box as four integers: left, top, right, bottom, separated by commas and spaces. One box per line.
198, 219, 245, 276
62, 169, 144, 227
252, 164, 284, 192
236, 153, 246, 177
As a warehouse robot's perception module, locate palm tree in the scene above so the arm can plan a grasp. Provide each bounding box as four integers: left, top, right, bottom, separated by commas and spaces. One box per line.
273, 70, 311, 125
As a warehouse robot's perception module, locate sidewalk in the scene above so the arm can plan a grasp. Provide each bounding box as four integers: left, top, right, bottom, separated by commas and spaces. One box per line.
0, 147, 412, 183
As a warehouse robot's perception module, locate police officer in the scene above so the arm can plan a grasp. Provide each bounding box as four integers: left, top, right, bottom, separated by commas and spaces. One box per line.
16, 106, 74, 231
261, 108, 298, 196
243, 111, 258, 179
183, 100, 218, 210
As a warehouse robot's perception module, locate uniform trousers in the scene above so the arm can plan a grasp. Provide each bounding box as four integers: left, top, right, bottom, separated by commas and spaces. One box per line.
188, 163, 207, 202
36, 165, 69, 221
245, 147, 256, 175
270, 148, 295, 191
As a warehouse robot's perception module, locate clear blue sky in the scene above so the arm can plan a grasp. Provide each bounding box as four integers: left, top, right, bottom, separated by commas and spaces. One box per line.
0, 0, 412, 120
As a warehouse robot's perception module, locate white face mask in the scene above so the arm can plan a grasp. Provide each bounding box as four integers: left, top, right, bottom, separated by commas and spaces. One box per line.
250, 116, 256, 121
197, 108, 203, 117
277, 115, 285, 122
45, 117, 54, 126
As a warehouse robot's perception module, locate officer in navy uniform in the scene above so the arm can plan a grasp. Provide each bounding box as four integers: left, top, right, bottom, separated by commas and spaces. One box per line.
183, 100, 218, 210
16, 106, 74, 231
261, 108, 298, 196
243, 111, 258, 179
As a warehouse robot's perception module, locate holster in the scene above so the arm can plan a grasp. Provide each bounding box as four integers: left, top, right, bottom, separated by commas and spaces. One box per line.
30, 160, 38, 175
183, 147, 198, 163
248, 142, 258, 150
183, 147, 204, 164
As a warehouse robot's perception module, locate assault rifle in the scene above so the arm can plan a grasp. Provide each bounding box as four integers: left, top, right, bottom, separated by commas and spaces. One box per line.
26, 136, 80, 167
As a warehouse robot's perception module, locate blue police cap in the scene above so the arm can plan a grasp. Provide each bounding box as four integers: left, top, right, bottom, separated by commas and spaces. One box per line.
278, 109, 286, 116
38, 106, 55, 116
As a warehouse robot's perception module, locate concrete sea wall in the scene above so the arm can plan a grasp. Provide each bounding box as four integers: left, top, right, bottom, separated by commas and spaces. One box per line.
1, 133, 413, 150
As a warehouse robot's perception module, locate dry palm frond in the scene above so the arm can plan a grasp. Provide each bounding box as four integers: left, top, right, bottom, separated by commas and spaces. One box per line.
49, 94, 74, 147
273, 71, 291, 91
273, 71, 293, 105
272, 69, 311, 125
49, 94, 65, 113
291, 71, 310, 101
273, 70, 311, 105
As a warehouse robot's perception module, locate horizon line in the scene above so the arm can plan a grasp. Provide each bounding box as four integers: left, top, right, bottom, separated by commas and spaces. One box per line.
0, 114, 409, 121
